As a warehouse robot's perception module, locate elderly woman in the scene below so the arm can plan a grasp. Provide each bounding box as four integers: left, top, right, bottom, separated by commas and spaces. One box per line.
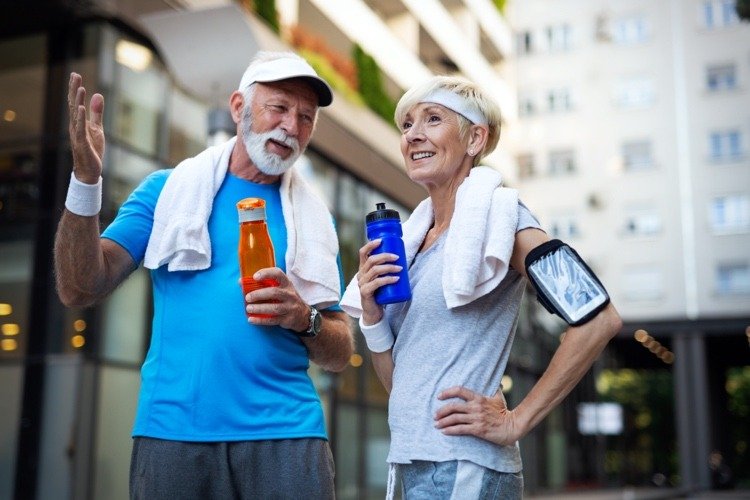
341, 76, 622, 499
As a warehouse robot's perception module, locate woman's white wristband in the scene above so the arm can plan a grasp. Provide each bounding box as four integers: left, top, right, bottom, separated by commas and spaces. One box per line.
359, 316, 395, 353
65, 172, 102, 216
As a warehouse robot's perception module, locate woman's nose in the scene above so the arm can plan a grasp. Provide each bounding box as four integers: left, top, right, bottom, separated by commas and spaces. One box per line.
405, 124, 424, 142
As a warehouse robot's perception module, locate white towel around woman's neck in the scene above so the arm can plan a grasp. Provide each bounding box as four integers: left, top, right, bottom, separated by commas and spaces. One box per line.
340, 166, 518, 316
143, 136, 341, 308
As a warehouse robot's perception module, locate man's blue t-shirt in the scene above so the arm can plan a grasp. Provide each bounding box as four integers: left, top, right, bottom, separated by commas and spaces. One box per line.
102, 169, 336, 441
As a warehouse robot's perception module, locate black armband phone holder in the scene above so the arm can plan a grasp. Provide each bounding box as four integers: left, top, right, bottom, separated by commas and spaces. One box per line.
524, 239, 610, 326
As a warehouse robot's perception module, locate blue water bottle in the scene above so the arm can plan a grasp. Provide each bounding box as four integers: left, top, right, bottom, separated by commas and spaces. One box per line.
365, 203, 412, 304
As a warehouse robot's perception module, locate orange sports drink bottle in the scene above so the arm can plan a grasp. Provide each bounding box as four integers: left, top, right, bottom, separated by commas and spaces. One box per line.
237, 198, 278, 319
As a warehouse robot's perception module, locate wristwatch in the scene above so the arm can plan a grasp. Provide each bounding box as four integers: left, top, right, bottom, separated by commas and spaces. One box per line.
297, 306, 322, 338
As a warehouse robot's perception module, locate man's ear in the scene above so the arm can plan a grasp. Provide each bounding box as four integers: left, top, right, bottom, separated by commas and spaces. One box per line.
229, 91, 244, 124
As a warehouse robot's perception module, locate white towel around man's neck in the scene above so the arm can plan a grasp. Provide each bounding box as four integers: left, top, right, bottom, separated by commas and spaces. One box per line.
143, 136, 341, 308
340, 166, 518, 316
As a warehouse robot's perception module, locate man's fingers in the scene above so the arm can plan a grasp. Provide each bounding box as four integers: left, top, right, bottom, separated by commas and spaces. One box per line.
68, 74, 81, 108
253, 267, 288, 285
75, 105, 87, 144
90, 93, 104, 126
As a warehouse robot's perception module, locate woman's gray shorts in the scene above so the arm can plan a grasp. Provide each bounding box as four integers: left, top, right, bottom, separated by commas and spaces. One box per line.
400, 460, 523, 500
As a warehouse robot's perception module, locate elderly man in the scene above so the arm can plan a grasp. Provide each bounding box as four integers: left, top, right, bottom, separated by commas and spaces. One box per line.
55, 51, 353, 499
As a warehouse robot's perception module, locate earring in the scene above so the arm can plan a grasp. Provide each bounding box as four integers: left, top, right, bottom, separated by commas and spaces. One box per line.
468, 149, 474, 156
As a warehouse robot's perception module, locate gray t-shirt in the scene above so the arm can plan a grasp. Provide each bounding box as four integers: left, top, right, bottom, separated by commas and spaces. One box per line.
385, 202, 541, 473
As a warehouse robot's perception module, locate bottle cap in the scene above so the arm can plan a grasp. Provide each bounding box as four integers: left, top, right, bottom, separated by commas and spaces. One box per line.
237, 197, 267, 223
366, 202, 401, 223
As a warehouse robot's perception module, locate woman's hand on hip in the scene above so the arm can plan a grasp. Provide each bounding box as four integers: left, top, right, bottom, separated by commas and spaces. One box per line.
434, 386, 520, 446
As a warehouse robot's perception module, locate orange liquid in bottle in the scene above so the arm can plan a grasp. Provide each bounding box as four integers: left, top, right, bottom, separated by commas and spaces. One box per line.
237, 198, 278, 319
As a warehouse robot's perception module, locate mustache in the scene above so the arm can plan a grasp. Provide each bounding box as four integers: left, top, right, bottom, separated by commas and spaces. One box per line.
261, 128, 300, 155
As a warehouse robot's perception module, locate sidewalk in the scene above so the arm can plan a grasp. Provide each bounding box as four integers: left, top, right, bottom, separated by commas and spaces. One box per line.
526, 487, 750, 499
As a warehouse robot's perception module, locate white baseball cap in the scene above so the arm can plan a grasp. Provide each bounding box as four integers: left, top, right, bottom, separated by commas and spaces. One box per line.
238, 54, 333, 107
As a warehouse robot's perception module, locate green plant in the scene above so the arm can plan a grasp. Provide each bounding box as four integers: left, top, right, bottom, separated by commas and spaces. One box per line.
352, 44, 397, 125
253, 0, 280, 33
737, 0, 750, 21
299, 49, 364, 106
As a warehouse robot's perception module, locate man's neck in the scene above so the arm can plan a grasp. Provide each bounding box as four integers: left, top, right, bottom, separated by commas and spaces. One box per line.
228, 142, 282, 184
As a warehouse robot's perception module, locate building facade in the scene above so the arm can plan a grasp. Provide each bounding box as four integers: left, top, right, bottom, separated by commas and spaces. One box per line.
2, 0, 747, 499
508, 0, 750, 490
1, 1, 546, 499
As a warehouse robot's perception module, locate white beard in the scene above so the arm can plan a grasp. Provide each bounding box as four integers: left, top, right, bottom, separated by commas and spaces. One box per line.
241, 106, 301, 176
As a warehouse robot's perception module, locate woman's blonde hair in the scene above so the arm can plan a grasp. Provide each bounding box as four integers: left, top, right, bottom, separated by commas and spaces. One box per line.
394, 76, 502, 165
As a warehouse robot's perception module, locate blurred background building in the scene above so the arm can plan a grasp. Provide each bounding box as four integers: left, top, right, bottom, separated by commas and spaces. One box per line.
0, 0, 747, 499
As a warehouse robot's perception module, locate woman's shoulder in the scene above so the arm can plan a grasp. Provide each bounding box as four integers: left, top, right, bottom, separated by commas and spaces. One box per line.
516, 199, 542, 232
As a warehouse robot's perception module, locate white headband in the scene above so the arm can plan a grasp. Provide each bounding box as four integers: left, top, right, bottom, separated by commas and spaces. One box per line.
420, 89, 487, 125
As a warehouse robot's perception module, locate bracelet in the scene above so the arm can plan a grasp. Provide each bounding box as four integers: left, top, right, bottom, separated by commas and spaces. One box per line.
65, 172, 102, 216
359, 316, 395, 353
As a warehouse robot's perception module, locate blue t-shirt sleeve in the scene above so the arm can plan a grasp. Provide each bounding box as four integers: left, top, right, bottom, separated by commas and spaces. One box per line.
101, 169, 171, 264
322, 251, 345, 312
321, 218, 345, 313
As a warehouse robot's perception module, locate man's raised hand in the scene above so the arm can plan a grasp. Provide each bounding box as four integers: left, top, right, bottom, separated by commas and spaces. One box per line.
68, 72, 105, 184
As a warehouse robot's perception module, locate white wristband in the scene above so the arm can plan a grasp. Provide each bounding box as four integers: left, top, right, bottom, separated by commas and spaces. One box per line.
65, 172, 102, 216
359, 316, 395, 353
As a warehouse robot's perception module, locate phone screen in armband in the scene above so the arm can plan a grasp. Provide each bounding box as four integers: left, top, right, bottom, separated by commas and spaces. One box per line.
527, 244, 609, 325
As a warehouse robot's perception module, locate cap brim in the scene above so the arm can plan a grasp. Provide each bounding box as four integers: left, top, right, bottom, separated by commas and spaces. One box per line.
256, 74, 333, 107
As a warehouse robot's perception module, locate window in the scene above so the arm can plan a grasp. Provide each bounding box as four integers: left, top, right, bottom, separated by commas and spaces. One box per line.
615, 77, 655, 109
716, 262, 750, 295
711, 194, 750, 233
548, 149, 576, 175
517, 153, 535, 179
622, 266, 663, 300
624, 207, 661, 236
548, 214, 580, 239
545, 24, 572, 52
703, 0, 740, 28
516, 30, 533, 55
547, 88, 572, 113
112, 36, 167, 157
709, 130, 742, 161
706, 64, 737, 91
612, 15, 648, 44
622, 140, 654, 171
518, 93, 535, 117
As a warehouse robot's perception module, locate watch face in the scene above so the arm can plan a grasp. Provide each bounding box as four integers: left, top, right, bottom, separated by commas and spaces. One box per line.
300, 307, 322, 337
312, 308, 322, 334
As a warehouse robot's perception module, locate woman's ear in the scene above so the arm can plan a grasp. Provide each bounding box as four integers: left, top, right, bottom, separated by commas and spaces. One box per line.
468, 124, 489, 156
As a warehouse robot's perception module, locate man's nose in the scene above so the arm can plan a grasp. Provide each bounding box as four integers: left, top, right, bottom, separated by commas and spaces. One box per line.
279, 112, 300, 137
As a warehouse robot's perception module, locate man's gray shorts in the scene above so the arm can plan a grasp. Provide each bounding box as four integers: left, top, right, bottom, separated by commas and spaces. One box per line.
129, 437, 334, 499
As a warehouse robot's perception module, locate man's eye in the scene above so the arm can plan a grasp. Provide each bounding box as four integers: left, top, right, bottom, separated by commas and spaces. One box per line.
269, 104, 286, 112
301, 114, 314, 124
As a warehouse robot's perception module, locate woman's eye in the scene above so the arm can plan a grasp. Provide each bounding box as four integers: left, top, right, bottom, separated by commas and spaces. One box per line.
428, 114, 441, 122
402, 122, 412, 131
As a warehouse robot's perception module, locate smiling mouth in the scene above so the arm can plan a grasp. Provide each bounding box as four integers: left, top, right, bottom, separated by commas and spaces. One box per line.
412, 152, 435, 160
268, 139, 292, 152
